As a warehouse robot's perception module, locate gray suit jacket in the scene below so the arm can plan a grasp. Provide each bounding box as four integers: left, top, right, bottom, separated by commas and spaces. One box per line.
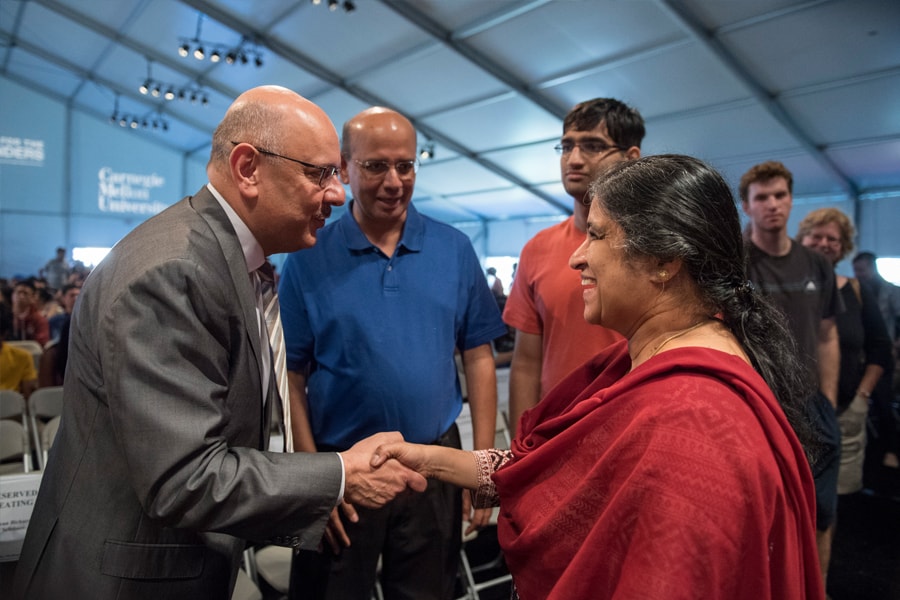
13, 187, 341, 600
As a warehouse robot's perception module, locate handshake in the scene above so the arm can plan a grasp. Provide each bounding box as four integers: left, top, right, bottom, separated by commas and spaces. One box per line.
328, 432, 480, 552
338, 431, 433, 509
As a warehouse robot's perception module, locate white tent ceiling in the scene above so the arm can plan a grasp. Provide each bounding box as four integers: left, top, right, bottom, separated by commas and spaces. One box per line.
2, 0, 899, 225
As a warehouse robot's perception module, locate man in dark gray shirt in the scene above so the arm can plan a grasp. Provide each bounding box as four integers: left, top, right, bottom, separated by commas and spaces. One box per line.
741, 160, 842, 593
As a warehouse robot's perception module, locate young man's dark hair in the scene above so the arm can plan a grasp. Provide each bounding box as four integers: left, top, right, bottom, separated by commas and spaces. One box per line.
59, 283, 80, 296
739, 160, 794, 204
563, 98, 646, 149
13, 278, 37, 293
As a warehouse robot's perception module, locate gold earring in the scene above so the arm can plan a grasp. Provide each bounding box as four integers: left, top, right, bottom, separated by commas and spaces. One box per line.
658, 269, 668, 281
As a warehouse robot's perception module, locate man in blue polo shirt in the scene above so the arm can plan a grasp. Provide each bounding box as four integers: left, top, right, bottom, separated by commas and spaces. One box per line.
279, 107, 506, 600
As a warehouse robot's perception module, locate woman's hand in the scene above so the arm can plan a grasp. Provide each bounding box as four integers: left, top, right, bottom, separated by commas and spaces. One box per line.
371, 441, 433, 478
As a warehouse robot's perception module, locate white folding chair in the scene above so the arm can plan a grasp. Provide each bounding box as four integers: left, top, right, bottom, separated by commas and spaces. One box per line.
0, 419, 30, 474
28, 386, 64, 469
0, 389, 33, 472
0, 389, 27, 420
455, 410, 513, 600
254, 545, 292, 595
40, 415, 62, 468
231, 562, 263, 600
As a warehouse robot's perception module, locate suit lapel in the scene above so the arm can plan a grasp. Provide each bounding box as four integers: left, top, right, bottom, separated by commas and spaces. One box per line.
190, 187, 271, 448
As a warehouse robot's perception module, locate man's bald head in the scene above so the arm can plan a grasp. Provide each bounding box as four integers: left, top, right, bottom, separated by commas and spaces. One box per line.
340, 107, 415, 158
208, 85, 335, 176
205, 85, 345, 255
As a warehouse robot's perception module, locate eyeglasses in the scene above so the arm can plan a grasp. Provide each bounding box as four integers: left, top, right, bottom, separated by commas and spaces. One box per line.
805, 233, 841, 246
554, 140, 626, 156
352, 159, 419, 178
231, 141, 339, 188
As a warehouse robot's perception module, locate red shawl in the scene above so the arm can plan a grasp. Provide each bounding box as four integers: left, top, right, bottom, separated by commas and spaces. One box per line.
494, 340, 822, 600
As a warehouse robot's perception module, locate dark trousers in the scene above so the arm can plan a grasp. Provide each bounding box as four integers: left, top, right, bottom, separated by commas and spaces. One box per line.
869, 362, 899, 459
809, 391, 841, 531
289, 425, 463, 600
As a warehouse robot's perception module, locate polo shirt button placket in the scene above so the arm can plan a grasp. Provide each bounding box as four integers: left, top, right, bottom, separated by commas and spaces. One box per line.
383, 259, 399, 295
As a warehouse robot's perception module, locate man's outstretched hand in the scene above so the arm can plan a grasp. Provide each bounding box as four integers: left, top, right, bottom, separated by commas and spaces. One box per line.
340, 432, 427, 508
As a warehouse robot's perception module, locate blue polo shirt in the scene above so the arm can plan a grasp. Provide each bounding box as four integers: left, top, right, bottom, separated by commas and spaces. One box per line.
279, 202, 506, 448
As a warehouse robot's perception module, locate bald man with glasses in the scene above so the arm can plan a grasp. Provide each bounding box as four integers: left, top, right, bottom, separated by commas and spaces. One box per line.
12, 87, 426, 600
279, 107, 506, 600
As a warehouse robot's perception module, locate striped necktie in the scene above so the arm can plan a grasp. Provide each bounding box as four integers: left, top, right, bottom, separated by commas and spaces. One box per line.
257, 261, 294, 452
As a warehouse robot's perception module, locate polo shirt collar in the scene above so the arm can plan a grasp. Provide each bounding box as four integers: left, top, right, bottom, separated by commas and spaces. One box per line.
339, 200, 424, 253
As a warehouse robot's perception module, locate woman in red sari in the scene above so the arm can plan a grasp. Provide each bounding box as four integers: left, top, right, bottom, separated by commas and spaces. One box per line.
373, 155, 823, 599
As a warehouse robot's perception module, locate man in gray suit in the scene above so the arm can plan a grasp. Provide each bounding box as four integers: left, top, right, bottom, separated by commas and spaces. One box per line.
12, 86, 426, 600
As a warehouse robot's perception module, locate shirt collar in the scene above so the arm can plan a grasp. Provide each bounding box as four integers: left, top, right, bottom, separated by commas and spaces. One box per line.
207, 183, 266, 273
339, 200, 424, 252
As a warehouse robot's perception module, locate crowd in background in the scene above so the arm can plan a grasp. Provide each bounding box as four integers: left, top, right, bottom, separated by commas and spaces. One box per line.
2, 91, 899, 600
2, 190, 899, 598
0, 248, 90, 397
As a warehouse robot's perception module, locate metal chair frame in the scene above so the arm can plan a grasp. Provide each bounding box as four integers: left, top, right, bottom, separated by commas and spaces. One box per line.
0, 389, 33, 472
27, 386, 64, 470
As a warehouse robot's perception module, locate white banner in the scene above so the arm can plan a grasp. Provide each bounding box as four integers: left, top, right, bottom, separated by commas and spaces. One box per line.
0, 472, 43, 562
0, 136, 45, 166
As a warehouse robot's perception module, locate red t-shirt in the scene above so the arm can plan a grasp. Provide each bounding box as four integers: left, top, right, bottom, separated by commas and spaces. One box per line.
504, 216, 622, 396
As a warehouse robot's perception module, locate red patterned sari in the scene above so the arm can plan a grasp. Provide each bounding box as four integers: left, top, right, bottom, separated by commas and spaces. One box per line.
494, 340, 822, 600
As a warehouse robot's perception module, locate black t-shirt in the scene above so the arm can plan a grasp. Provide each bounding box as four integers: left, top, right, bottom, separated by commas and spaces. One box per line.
746, 240, 842, 385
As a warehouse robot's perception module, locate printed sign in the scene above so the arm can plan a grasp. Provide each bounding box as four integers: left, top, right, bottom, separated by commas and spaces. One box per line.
0, 472, 42, 562
97, 166, 168, 214
0, 136, 45, 166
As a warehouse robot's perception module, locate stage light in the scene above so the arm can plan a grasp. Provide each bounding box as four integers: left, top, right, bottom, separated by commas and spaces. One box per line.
108, 92, 171, 135
419, 142, 435, 160
314, 0, 356, 14
177, 15, 264, 68
139, 66, 209, 109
